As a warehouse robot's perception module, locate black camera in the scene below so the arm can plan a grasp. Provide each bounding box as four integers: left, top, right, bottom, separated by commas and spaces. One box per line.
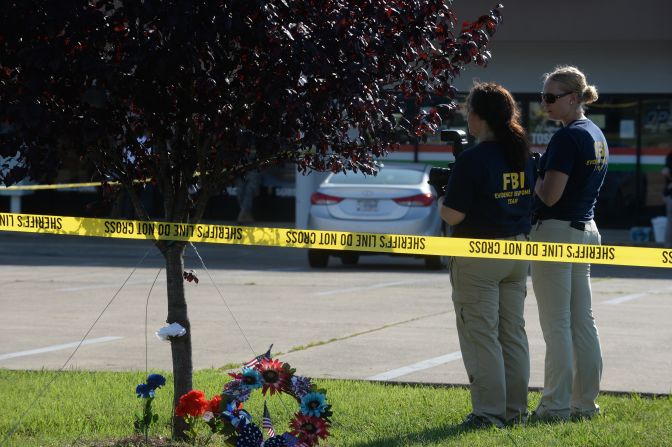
440, 129, 469, 156
427, 129, 469, 193
428, 166, 453, 194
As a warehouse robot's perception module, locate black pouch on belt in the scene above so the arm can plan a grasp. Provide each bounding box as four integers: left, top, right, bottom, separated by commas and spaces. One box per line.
570, 221, 586, 231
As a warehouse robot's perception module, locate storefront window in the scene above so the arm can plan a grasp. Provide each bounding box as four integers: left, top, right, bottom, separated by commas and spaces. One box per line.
641, 97, 672, 207
585, 97, 638, 171
528, 101, 562, 152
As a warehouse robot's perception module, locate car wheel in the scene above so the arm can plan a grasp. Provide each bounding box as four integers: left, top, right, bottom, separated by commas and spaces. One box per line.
341, 252, 359, 266
425, 224, 448, 270
424, 255, 447, 270
308, 249, 329, 268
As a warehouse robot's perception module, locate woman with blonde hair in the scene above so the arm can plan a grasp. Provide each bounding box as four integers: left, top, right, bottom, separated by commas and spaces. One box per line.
531, 65, 607, 421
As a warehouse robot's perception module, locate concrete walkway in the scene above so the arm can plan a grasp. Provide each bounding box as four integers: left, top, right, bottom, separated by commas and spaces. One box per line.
0, 230, 670, 395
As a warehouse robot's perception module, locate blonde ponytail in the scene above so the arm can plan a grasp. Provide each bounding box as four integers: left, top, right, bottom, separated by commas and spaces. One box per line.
544, 65, 598, 105
581, 84, 599, 104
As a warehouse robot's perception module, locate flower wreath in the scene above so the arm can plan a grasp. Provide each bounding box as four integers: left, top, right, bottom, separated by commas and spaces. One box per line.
177, 348, 332, 447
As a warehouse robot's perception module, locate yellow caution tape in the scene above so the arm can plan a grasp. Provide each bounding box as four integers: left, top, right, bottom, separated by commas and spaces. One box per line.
1, 212, 671, 268
0, 181, 104, 191
0, 178, 151, 191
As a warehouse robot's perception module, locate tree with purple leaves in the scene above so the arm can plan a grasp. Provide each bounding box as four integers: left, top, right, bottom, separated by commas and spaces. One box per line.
0, 0, 502, 439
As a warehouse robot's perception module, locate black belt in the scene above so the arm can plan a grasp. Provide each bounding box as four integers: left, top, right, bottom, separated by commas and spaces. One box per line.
569, 221, 586, 231
532, 217, 586, 231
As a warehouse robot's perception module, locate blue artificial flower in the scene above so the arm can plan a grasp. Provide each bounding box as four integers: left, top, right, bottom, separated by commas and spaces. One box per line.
290, 375, 312, 399
300, 391, 328, 417
240, 367, 263, 390
135, 383, 155, 399
223, 380, 252, 402
146, 373, 166, 390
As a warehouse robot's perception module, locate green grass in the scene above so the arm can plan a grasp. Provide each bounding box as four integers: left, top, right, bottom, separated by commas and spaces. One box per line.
1, 368, 671, 447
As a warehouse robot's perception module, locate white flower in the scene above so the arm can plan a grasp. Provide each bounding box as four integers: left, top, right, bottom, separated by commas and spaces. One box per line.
202, 411, 214, 422
155, 322, 187, 341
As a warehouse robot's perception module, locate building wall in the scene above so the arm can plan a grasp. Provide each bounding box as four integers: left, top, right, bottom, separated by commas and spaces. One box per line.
451, 0, 672, 93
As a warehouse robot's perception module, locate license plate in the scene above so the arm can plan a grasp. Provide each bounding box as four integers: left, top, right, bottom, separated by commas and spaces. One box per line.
356, 199, 378, 212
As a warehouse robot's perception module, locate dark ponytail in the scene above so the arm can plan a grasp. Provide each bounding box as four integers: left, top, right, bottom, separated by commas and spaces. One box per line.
466, 83, 530, 171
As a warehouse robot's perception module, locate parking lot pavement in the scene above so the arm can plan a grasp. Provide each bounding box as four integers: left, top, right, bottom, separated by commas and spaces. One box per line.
1, 231, 670, 395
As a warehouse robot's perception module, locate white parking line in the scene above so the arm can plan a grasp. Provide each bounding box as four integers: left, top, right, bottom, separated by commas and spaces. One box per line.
57, 280, 162, 292
605, 292, 649, 305
0, 336, 123, 361
367, 351, 463, 381
317, 279, 428, 296
605, 286, 672, 305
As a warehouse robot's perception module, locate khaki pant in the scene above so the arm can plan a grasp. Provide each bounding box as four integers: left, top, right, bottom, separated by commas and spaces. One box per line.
450, 234, 530, 424
531, 219, 602, 419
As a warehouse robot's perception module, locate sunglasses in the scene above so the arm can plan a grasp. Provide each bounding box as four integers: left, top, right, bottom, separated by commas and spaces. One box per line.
540, 91, 572, 104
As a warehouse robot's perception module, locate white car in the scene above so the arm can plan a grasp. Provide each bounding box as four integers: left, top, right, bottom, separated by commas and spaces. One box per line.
307, 162, 446, 269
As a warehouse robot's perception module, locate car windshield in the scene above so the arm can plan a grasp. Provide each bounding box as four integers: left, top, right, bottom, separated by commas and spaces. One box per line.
327, 168, 424, 185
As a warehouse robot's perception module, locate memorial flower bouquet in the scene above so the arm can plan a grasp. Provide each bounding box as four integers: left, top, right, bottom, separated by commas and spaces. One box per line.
134, 373, 166, 440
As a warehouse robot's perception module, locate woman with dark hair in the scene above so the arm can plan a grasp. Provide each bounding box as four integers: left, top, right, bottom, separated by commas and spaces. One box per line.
531, 66, 607, 422
439, 82, 535, 429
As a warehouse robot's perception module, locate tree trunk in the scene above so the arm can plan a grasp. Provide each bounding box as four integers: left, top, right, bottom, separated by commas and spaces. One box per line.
163, 242, 192, 440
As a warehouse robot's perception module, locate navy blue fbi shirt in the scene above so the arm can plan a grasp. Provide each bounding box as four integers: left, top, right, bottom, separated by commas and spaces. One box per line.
443, 141, 535, 239
533, 119, 608, 221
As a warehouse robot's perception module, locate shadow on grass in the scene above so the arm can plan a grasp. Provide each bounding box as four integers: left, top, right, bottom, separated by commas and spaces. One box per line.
349, 422, 468, 447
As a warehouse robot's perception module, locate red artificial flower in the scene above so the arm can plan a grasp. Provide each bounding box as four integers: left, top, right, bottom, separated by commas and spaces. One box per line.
290, 413, 330, 445
227, 371, 243, 380
258, 359, 289, 395
208, 395, 222, 414
175, 390, 209, 417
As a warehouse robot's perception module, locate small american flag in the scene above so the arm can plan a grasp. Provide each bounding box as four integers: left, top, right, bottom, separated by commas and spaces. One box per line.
243, 344, 273, 368
262, 401, 276, 438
